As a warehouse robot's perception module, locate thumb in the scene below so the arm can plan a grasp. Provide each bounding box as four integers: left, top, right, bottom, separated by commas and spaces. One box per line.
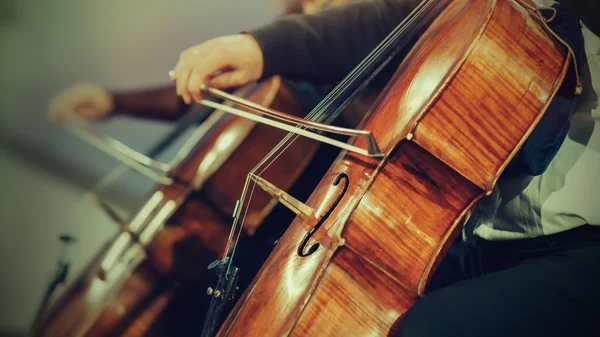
208, 71, 250, 90
48, 102, 70, 123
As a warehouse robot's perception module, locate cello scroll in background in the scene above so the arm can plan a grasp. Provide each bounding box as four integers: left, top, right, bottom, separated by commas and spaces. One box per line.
212, 0, 571, 336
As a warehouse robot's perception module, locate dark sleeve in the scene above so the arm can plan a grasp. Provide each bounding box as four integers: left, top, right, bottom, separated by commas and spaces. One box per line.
247, 0, 423, 85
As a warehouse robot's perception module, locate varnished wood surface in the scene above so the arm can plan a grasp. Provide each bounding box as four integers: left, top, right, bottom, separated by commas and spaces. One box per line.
217, 1, 570, 336
343, 141, 480, 292
218, 215, 334, 337
413, 0, 567, 190
291, 248, 416, 337
120, 287, 174, 337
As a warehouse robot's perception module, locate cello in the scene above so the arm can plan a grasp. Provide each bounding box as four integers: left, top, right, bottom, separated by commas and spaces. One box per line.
194, 0, 580, 335
30, 76, 322, 337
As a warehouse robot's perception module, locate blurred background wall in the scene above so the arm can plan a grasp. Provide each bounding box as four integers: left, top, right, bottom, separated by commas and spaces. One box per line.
0, 1, 275, 335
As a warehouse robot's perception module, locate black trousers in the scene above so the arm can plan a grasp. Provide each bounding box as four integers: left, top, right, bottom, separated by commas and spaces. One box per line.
395, 225, 600, 337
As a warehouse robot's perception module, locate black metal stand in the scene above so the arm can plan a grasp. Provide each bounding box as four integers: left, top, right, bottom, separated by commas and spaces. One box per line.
28, 234, 76, 337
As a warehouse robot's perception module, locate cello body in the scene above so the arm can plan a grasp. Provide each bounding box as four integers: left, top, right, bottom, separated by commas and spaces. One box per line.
217, 0, 571, 336
31, 77, 320, 337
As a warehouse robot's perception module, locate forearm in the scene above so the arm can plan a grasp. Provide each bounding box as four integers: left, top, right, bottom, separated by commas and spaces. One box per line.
248, 0, 422, 85
112, 85, 189, 121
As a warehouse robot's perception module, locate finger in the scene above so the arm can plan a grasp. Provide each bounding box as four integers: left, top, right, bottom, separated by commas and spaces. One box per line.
48, 105, 64, 122
208, 71, 247, 89
48, 97, 71, 122
49, 104, 80, 123
172, 62, 183, 92
170, 60, 183, 82
174, 66, 192, 104
187, 69, 210, 102
77, 106, 101, 120
187, 54, 225, 102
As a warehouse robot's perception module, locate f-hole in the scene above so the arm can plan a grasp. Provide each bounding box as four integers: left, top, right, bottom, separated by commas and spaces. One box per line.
298, 173, 349, 257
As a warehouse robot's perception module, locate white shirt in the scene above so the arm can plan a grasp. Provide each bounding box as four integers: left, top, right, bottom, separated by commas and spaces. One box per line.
465, 4, 600, 240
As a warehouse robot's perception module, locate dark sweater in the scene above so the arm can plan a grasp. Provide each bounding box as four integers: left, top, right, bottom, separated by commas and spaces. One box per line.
248, 0, 597, 86
248, 0, 423, 86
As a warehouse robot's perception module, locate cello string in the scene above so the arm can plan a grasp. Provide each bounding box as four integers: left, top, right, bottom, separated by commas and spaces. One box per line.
223, 129, 303, 261
247, 0, 442, 172
236, 0, 437, 180
291, 0, 434, 123
223, 0, 436, 270
223, 127, 315, 269
223, 106, 328, 262
223, 0, 443, 270
222, 100, 327, 259
224, 132, 303, 264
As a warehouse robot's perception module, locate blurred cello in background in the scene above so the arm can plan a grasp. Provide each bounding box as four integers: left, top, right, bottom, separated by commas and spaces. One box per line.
30, 76, 322, 337
194, 0, 576, 336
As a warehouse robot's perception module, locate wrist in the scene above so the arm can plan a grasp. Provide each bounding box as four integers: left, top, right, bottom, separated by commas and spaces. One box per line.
245, 20, 296, 80
242, 34, 265, 81
110, 92, 123, 115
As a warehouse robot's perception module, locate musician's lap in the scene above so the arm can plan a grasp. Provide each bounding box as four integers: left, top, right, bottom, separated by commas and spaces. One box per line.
395, 226, 600, 337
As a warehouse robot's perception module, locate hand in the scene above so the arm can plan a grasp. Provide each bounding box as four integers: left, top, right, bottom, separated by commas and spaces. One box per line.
48, 82, 114, 122
170, 34, 264, 104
